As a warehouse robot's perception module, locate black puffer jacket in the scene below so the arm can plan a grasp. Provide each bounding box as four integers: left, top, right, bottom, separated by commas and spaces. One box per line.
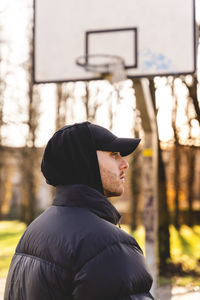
5, 123, 154, 299
5, 185, 154, 300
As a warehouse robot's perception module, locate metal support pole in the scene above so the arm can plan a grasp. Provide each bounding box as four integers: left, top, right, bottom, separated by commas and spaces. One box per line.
134, 78, 158, 298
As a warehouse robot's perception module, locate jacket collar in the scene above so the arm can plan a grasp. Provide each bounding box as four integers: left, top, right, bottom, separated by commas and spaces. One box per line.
53, 184, 121, 226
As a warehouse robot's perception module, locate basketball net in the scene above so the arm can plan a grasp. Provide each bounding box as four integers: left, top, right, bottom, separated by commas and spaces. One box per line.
76, 54, 127, 83
103, 60, 127, 83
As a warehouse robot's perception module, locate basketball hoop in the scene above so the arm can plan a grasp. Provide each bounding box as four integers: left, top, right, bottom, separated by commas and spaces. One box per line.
75, 54, 127, 83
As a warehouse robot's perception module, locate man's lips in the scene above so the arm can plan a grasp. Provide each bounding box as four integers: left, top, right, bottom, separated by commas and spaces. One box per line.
120, 173, 125, 181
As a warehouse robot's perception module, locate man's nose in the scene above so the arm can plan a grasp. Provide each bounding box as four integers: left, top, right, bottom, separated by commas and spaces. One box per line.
119, 157, 129, 170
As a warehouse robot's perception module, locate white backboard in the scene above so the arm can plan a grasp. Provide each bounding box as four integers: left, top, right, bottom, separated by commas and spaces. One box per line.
33, 0, 196, 83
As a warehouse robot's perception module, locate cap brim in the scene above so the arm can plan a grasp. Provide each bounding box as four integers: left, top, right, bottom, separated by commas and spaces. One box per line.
100, 137, 141, 156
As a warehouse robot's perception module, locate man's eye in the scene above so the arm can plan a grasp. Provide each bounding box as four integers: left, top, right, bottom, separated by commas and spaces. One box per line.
111, 152, 118, 158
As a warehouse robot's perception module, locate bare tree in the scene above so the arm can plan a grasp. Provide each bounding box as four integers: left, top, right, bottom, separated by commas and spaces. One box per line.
0, 19, 7, 218
20, 83, 41, 224
82, 82, 103, 122
19, 4, 41, 225
107, 92, 115, 131
181, 75, 200, 125
170, 78, 181, 229
130, 149, 142, 230
149, 78, 170, 274
0, 105, 5, 219
184, 82, 198, 226
185, 146, 195, 226
0, 58, 4, 218
55, 83, 70, 130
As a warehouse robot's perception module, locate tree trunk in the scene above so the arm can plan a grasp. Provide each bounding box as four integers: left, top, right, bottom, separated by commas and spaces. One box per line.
82, 82, 103, 122
149, 78, 170, 274
20, 10, 40, 225
157, 142, 170, 272
55, 83, 68, 130
130, 106, 142, 231
0, 27, 5, 218
186, 146, 195, 227
130, 146, 142, 231
0, 148, 5, 218
20, 146, 38, 225
170, 78, 181, 229
173, 144, 180, 229
84, 82, 90, 120
182, 75, 200, 125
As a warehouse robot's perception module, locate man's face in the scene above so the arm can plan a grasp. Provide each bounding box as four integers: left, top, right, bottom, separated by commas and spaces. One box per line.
96, 151, 129, 197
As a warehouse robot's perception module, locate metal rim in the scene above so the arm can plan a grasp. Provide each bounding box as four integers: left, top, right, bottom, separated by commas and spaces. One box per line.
75, 54, 125, 74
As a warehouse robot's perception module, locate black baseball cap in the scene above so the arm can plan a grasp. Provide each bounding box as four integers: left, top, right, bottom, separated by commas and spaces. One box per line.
41, 122, 141, 188
88, 123, 141, 156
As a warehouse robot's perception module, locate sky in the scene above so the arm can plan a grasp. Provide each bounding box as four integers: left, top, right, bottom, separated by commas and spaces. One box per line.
0, 0, 200, 147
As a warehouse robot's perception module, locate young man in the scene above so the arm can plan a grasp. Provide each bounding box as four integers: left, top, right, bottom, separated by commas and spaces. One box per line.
4, 122, 154, 300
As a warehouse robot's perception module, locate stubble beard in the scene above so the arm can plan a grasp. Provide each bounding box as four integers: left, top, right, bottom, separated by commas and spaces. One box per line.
101, 167, 124, 197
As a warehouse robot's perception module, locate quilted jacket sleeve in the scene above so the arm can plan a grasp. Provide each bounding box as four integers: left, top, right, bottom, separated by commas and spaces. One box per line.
4, 253, 73, 300
72, 242, 153, 300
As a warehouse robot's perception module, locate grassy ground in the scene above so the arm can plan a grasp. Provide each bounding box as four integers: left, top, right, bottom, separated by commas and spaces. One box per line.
168, 225, 200, 287
0, 221, 26, 277
170, 225, 200, 272
0, 221, 200, 288
123, 224, 200, 287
